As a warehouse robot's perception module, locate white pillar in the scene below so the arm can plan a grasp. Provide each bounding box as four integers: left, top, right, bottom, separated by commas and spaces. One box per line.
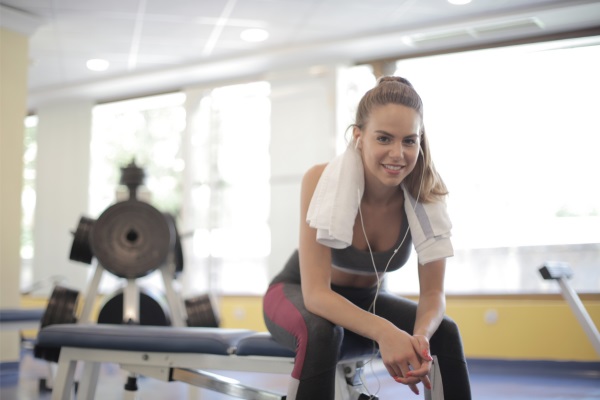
32, 100, 93, 296
267, 66, 340, 279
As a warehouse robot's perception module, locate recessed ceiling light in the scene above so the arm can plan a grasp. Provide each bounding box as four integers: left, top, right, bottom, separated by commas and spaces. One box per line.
86, 58, 109, 71
448, 0, 472, 4
240, 28, 269, 43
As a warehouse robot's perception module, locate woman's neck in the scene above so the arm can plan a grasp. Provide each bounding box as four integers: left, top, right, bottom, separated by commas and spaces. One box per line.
362, 179, 403, 207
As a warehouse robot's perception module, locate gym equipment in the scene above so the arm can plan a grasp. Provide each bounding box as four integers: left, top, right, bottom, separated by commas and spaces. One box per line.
0, 308, 45, 331
90, 199, 173, 279
539, 262, 600, 357
185, 294, 220, 327
62, 160, 217, 329
40, 286, 80, 329
34, 323, 444, 400
97, 287, 171, 326
69, 216, 95, 265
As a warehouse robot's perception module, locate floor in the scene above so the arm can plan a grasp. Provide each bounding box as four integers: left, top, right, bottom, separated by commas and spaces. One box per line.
1, 345, 599, 400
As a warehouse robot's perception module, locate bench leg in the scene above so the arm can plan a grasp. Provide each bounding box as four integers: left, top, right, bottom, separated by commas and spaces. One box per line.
335, 361, 378, 400
78, 361, 101, 399
51, 350, 78, 400
424, 355, 444, 400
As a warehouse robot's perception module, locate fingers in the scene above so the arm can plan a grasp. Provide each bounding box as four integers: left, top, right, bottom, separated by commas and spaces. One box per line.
412, 335, 433, 362
393, 375, 421, 395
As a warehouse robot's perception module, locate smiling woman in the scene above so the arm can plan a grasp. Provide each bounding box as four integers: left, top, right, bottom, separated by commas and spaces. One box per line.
376, 36, 600, 295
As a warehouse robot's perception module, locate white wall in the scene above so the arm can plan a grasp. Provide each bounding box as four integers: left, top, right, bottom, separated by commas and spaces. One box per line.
267, 66, 339, 279
32, 100, 93, 295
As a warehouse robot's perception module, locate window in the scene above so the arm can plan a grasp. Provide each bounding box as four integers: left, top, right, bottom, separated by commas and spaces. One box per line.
90, 93, 186, 216
88, 83, 271, 296
20, 115, 38, 290
346, 36, 600, 293
90, 93, 187, 293
185, 82, 271, 295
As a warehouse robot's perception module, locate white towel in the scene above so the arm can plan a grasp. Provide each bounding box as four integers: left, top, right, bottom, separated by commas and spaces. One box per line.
306, 144, 453, 264
306, 144, 364, 249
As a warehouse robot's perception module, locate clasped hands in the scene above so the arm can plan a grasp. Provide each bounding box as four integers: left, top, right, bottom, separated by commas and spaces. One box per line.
380, 332, 433, 396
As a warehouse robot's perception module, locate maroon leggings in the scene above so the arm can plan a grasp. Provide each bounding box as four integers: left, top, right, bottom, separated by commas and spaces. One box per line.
262, 253, 472, 400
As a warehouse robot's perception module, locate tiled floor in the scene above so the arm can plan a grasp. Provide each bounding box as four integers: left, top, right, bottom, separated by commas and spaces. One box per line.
2, 347, 599, 400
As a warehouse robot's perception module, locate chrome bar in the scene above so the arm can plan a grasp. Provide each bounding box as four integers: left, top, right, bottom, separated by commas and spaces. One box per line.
171, 368, 285, 400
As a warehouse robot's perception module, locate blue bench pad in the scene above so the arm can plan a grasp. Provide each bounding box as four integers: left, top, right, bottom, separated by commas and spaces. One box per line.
236, 331, 376, 360
0, 308, 45, 323
36, 324, 254, 355
36, 324, 377, 362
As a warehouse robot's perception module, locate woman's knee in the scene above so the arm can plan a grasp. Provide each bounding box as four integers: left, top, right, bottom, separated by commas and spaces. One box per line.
306, 316, 344, 350
431, 316, 464, 356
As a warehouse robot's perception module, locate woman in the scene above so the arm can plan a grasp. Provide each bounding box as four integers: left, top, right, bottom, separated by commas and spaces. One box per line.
263, 76, 471, 399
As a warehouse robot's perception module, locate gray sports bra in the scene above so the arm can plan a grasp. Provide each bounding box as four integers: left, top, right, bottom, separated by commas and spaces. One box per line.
331, 210, 412, 275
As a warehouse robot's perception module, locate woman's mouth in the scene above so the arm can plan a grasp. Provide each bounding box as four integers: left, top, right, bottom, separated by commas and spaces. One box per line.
382, 164, 403, 172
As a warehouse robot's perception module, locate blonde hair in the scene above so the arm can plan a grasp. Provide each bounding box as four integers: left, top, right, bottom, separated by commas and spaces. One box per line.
353, 76, 448, 202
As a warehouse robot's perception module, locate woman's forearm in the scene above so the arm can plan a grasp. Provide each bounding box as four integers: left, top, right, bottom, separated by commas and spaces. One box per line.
413, 291, 446, 339
303, 287, 395, 342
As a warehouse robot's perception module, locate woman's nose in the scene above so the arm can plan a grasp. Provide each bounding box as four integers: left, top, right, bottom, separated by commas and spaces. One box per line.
389, 143, 404, 159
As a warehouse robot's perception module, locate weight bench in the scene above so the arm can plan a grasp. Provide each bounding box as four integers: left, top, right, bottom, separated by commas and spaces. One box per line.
35, 323, 443, 400
0, 308, 44, 331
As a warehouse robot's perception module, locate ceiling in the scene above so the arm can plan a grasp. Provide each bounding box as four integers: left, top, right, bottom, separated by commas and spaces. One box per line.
2, 0, 600, 110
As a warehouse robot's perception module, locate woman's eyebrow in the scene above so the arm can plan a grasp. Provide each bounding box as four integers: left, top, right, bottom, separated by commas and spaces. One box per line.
375, 130, 419, 138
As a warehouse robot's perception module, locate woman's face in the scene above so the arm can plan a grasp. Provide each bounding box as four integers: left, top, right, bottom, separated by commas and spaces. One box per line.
356, 103, 421, 189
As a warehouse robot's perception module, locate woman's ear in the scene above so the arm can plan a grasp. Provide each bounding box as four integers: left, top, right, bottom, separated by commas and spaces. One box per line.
352, 126, 361, 149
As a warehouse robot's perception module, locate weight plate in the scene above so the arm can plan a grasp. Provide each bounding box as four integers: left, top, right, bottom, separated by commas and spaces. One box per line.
185, 294, 219, 327
164, 213, 184, 275
97, 287, 171, 326
40, 285, 79, 328
90, 200, 174, 279
69, 216, 95, 264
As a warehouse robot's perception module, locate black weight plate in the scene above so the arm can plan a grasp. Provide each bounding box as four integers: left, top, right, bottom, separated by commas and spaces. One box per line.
40, 285, 79, 328
97, 287, 171, 326
185, 294, 219, 327
69, 216, 95, 264
164, 213, 184, 275
90, 200, 174, 279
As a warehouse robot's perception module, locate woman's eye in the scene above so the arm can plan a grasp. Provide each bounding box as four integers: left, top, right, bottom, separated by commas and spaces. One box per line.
404, 138, 417, 146
377, 136, 391, 143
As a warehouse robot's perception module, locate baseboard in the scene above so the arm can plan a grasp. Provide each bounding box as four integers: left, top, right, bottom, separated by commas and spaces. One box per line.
467, 358, 600, 379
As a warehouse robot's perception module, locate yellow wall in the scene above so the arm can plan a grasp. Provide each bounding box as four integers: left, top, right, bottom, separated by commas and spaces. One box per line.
446, 296, 600, 362
218, 294, 600, 362
21, 293, 600, 363
1, 27, 29, 363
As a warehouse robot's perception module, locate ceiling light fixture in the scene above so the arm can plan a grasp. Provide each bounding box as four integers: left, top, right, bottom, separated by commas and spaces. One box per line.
240, 28, 269, 42
86, 58, 109, 71
448, 0, 472, 4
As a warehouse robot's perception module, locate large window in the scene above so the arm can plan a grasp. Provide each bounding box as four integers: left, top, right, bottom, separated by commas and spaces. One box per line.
185, 82, 271, 295
90, 93, 187, 216
346, 36, 600, 294
89, 82, 271, 296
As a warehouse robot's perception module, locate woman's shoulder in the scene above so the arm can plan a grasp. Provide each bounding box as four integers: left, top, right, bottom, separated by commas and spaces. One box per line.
302, 163, 328, 184
300, 163, 328, 199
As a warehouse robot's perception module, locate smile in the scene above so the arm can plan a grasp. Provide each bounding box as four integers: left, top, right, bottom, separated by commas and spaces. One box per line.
383, 164, 403, 171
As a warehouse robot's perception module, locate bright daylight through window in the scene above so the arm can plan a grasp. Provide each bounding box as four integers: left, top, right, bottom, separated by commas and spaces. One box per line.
382, 36, 600, 294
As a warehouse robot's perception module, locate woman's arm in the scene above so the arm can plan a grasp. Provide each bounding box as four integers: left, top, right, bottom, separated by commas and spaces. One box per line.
415, 259, 446, 339
400, 259, 446, 389
298, 165, 429, 394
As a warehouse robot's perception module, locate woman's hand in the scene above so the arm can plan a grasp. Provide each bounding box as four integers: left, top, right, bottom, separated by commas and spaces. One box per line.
378, 327, 433, 395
